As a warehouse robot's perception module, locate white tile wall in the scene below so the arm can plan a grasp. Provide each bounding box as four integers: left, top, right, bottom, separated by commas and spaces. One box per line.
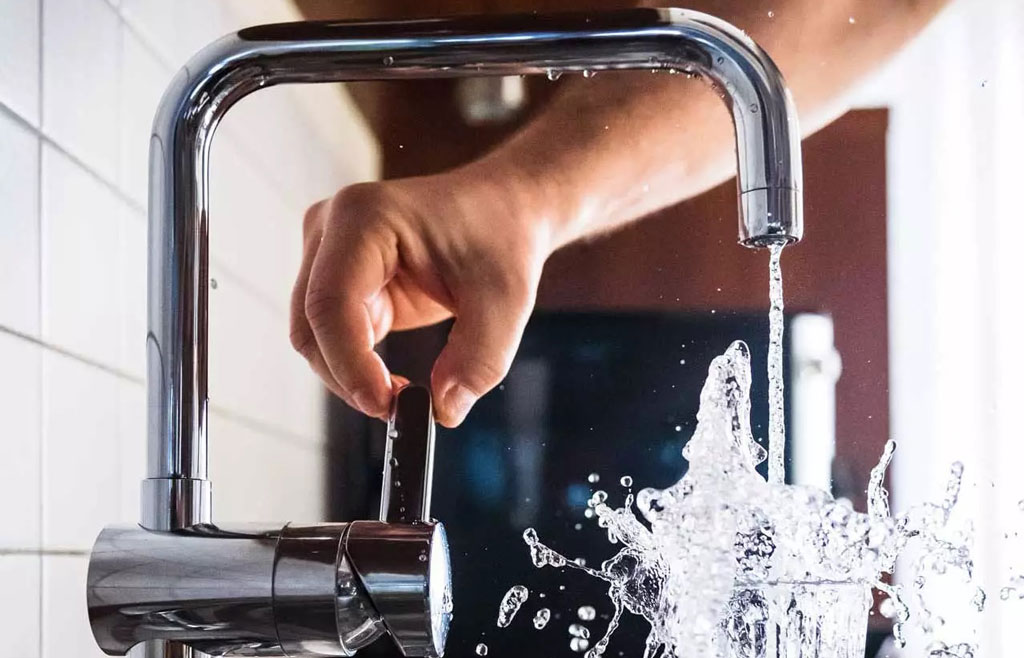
42, 554, 104, 658
41, 0, 121, 180
0, 554, 41, 656
0, 110, 40, 336
0, 0, 380, 654
41, 145, 124, 367
0, 333, 42, 549
0, 0, 41, 126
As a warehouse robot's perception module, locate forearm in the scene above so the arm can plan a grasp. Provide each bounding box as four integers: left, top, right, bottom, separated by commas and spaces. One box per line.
467, 0, 950, 249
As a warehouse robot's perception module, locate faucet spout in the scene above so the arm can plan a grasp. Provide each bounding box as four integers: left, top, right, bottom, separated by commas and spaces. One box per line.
144, 8, 802, 530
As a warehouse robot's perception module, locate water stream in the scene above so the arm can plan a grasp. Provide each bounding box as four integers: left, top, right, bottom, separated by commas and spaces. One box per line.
767, 244, 786, 486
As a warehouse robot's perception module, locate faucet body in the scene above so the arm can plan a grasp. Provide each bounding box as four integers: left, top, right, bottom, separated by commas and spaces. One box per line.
87, 8, 803, 658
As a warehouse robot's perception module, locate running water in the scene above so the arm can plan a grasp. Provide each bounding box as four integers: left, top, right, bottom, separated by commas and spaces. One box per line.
503, 342, 978, 658
766, 243, 786, 485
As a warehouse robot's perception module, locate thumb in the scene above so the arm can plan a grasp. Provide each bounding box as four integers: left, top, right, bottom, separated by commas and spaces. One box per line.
431, 277, 535, 427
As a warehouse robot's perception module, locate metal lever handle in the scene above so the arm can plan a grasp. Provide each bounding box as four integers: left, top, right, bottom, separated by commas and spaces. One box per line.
381, 385, 436, 523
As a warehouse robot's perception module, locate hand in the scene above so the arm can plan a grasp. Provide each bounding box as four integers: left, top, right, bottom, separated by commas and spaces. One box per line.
290, 164, 557, 427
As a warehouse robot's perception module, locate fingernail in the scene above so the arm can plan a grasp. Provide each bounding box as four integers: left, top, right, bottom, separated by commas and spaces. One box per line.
443, 384, 477, 426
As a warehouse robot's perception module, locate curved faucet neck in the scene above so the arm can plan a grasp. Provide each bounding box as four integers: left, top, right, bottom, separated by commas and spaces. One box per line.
143, 8, 802, 530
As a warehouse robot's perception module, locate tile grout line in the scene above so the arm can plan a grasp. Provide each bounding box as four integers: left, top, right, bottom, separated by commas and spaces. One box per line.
0, 325, 323, 450
37, 0, 46, 651
0, 324, 144, 386
209, 403, 326, 449
0, 548, 90, 557
0, 100, 145, 217
4, 99, 291, 321
114, 6, 126, 551
116, 8, 316, 213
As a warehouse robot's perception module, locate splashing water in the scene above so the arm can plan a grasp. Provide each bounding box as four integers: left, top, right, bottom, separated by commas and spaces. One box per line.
512, 342, 977, 658
496, 585, 529, 628
533, 608, 551, 630
767, 243, 786, 486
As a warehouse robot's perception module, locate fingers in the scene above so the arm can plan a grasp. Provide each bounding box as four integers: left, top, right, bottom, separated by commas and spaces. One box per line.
430, 274, 535, 428
289, 201, 349, 401
303, 194, 396, 419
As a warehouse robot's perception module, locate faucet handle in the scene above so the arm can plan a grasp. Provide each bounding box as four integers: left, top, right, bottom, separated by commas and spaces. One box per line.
381, 385, 436, 524
345, 386, 451, 656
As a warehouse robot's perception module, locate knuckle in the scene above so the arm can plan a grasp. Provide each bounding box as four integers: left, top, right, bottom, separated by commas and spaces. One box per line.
463, 356, 510, 396
302, 200, 326, 233
493, 267, 535, 307
303, 285, 339, 332
289, 321, 317, 359
330, 182, 383, 221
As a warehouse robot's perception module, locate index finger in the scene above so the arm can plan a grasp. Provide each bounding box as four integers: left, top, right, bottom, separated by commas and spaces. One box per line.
304, 213, 397, 419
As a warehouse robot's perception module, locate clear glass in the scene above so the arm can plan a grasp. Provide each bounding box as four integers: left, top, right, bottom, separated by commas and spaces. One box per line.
717, 581, 871, 658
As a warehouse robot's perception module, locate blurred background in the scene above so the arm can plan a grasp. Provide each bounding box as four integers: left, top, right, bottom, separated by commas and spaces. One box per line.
1, 0, 1022, 656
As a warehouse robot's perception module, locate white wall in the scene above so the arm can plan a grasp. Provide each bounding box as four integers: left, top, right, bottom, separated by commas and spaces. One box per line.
853, 0, 1024, 655
0, 1, 379, 656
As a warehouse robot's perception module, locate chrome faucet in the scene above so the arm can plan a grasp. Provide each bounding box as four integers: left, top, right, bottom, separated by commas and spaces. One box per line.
87, 8, 802, 658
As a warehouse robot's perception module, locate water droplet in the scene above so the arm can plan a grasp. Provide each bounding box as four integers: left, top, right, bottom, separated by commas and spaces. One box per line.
1017, 498, 1024, 511
569, 623, 590, 638
210, 278, 218, 289
582, 69, 596, 79
749, 103, 759, 113
475, 643, 488, 656
546, 68, 563, 81
394, 480, 401, 488
497, 585, 529, 627
588, 473, 600, 484
570, 638, 590, 653
389, 457, 399, 467
574, 557, 587, 567
848, 16, 856, 24
767, 10, 775, 18
533, 608, 551, 629
1000, 587, 1013, 601
971, 587, 987, 612
383, 55, 394, 66
418, 552, 428, 562
620, 475, 633, 488
589, 490, 607, 506
574, 523, 583, 530
578, 606, 596, 621
981, 79, 989, 88
674, 425, 682, 432
584, 508, 595, 518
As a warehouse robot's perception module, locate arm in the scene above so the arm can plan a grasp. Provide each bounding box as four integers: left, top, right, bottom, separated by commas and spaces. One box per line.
290, 0, 949, 427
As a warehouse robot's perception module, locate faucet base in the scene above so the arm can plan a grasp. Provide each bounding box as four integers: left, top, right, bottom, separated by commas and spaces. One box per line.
141, 478, 212, 530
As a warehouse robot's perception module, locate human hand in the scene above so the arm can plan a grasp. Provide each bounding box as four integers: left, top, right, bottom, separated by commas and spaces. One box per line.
290, 164, 558, 427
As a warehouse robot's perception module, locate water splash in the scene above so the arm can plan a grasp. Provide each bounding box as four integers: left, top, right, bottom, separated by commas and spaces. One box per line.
506, 342, 978, 658
496, 585, 529, 628
533, 608, 551, 629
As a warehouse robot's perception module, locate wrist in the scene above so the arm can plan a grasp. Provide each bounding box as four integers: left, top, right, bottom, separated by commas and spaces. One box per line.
455, 148, 587, 254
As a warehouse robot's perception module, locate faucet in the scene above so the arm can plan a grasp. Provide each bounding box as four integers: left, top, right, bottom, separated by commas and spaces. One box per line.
86, 7, 802, 658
